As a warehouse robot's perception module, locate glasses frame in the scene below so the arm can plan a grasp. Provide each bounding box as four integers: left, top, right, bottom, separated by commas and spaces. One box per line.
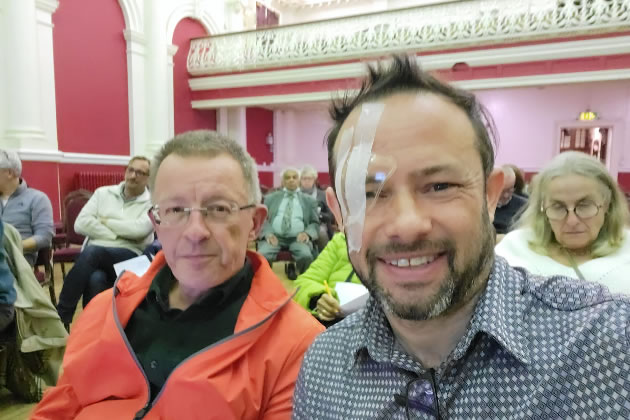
149, 203, 256, 226
541, 201, 604, 221
126, 166, 150, 177
394, 374, 442, 419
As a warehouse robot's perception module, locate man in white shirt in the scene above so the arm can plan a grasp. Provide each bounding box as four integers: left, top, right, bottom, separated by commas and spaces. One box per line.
57, 156, 154, 326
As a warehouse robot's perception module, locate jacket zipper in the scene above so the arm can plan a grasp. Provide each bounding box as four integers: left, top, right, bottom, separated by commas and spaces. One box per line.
111, 272, 297, 419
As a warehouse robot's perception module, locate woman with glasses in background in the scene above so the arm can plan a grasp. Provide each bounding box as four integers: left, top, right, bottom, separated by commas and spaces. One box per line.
496, 151, 630, 294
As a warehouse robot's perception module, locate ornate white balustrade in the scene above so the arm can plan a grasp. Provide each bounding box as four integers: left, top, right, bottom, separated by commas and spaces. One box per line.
188, 0, 630, 75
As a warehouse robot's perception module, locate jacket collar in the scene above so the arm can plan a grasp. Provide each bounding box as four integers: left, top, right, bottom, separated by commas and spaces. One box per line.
110, 181, 150, 202
114, 251, 292, 330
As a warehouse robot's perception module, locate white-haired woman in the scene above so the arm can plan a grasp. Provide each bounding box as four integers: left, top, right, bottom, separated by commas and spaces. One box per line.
496, 151, 630, 294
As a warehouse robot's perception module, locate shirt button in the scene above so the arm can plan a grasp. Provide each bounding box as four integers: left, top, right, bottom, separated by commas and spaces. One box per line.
150, 360, 158, 369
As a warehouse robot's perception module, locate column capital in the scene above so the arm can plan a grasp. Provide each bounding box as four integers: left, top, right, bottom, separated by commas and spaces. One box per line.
36, 0, 59, 14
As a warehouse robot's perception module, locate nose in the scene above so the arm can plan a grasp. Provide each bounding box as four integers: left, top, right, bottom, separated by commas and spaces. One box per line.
564, 208, 582, 227
181, 210, 212, 242
383, 190, 432, 242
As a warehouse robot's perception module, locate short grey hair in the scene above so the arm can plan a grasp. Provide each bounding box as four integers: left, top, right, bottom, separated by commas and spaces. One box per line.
300, 165, 318, 179
0, 150, 22, 177
150, 130, 262, 204
281, 167, 300, 179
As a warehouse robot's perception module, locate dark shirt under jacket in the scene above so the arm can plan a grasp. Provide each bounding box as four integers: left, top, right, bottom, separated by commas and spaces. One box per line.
124, 259, 253, 401
493, 194, 528, 234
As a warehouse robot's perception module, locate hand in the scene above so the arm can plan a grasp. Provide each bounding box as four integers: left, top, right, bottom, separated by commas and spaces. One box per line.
316, 293, 341, 321
297, 232, 310, 243
266, 234, 278, 246
99, 216, 108, 224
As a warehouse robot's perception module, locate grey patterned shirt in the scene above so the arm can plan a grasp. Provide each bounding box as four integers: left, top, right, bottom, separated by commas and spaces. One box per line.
292, 257, 630, 419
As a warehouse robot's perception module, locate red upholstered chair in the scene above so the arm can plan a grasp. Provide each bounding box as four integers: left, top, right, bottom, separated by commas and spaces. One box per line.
52, 190, 92, 279
33, 246, 56, 305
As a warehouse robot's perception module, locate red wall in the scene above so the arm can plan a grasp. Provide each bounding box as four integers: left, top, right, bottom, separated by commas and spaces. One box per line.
173, 18, 216, 135
53, 0, 129, 155
618, 172, 630, 193
246, 107, 274, 165
21, 162, 62, 221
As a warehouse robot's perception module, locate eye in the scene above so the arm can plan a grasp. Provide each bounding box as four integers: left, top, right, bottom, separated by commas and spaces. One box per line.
208, 204, 232, 214
163, 206, 185, 216
428, 183, 454, 192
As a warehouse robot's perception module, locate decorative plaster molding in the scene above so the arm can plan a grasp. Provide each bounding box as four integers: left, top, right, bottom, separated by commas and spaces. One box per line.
189, 36, 630, 91
191, 68, 630, 109
166, 3, 220, 43
123, 29, 146, 45
167, 44, 179, 57
118, 0, 143, 33
17, 149, 130, 165
35, 0, 59, 14
188, 0, 630, 75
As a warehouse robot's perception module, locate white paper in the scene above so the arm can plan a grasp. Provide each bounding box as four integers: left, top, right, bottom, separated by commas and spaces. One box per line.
113, 255, 151, 277
335, 282, 369, 315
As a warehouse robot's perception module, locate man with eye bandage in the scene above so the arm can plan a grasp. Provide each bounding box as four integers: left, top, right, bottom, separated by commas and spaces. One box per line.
292, 55, 630, 420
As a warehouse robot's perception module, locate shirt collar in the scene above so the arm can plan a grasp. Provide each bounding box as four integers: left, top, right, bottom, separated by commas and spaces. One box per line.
147, 258, 253, 312
348, 256, 531, 372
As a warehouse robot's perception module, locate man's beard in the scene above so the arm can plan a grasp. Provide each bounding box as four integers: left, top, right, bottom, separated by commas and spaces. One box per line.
354, 209, 495, 321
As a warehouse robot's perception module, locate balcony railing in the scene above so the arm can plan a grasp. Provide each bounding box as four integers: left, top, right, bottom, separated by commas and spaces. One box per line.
188, 0, 630, 75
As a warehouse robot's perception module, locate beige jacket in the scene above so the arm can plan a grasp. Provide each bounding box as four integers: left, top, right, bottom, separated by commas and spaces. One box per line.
2, 222, 67, 400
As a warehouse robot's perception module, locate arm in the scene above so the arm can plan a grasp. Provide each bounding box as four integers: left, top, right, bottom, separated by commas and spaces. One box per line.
260, 193, 277, 239
30, 376, 81, 419
22, 193, 54, 252
74, 191, 117, 240
262, 322, 324, 420
293, 236, 340, 313
302, 197, 320, 241
103, 211, 153, 241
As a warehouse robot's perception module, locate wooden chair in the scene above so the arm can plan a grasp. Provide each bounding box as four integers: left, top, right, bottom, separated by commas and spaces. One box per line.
52, 190, 92, 279
33, 247, 55, 305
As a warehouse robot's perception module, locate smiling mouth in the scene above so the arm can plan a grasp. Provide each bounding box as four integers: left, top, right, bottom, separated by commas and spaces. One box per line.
381, 254, 442, 268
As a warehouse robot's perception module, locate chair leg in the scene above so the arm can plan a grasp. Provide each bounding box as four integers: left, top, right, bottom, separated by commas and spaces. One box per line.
60, 263, 66, 279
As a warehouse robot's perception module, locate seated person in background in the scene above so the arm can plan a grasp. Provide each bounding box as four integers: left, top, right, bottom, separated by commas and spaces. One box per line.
258, 167, 319, 279
496, 151, 630, 294
0, 219, 16, 333
32, 130, 324, 419
294, 232, 361, 326
0, 150, 54, 266
2, 221, 67, 403
493, 164, 527, 237
507, 163, 528, 198
299, 165, 334, 250
56, 156, 154, 325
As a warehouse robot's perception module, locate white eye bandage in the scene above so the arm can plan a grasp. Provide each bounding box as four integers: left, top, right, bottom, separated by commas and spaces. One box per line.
335, 103, 385, 253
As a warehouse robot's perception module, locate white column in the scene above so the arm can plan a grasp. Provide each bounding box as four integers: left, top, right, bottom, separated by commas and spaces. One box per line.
143, 1, 170, 157
227, 107, 247, 148
217, 108, 230, 136
2, 0, 46, 148
166, 44, 178, 139
123, 29, 147, 157
36, 0, 60, 150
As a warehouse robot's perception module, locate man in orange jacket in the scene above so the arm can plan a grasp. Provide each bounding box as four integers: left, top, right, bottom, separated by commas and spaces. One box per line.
32, 130, 324, 420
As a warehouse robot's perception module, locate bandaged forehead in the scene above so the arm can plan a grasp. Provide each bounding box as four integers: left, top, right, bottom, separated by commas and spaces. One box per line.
335, 103, 396, 253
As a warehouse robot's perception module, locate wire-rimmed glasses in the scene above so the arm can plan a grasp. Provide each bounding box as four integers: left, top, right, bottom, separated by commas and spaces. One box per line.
149, 202, 255, 226
542, 200, 603, 221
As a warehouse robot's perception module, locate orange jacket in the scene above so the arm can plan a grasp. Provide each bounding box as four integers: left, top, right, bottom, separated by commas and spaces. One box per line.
31, 251, 324, 420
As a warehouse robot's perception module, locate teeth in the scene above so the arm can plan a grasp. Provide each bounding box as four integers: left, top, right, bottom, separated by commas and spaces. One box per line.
388, 255, 437, 267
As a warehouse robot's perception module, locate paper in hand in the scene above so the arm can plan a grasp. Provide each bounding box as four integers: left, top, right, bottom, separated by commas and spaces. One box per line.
113, 255, 151, 277
335, 282, 369, 315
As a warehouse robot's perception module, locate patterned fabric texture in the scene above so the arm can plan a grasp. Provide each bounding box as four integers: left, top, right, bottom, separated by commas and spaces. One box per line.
292, 256, 630, 419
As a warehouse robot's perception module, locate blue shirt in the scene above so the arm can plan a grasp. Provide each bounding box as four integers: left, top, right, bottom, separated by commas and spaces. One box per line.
293, 257, 630, 419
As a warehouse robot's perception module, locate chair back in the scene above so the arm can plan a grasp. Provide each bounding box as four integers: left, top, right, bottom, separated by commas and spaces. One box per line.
63, 190, 92, 246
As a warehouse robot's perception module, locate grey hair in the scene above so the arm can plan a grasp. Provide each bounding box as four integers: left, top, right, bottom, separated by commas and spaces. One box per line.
281, 166, 300, 179
150, 130, 262, 204
516, 151, 628, 257
0, 150, 22, 177
300, 165, 318, 178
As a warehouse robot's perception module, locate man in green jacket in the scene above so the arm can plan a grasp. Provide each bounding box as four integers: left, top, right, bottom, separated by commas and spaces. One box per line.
293, 232, 361, 324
